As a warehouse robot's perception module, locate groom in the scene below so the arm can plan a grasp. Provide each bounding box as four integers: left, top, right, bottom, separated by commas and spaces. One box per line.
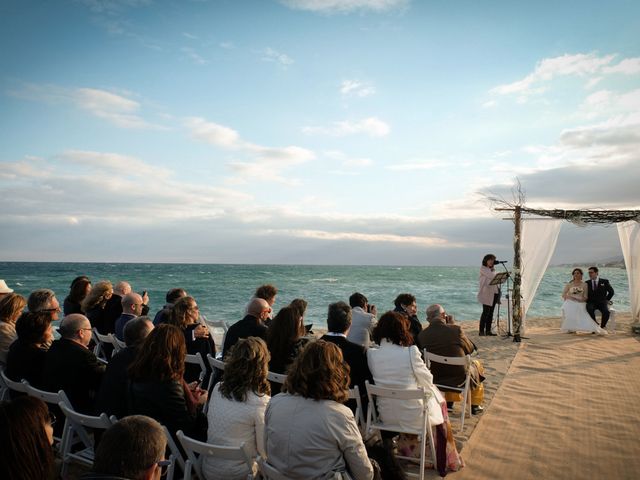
586, 266, 615, 328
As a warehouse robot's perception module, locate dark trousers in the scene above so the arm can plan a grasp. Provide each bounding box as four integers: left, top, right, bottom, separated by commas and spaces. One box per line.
480, 293, 499, 334
587, 301, 610, 328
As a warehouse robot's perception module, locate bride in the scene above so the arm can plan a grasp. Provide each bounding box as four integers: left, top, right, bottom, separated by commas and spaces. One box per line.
561, 268, 607, 335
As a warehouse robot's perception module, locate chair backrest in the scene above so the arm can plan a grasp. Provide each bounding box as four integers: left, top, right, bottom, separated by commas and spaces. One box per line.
207, 353, 225, 371
423, 349, 471, 369
185, 352, 207, 383
163, 425, 186, 477
206, 319, 229, 333
364, 380, 431, 436
348, 385, 365, 433
25, 383, 72, 409
0, 368, 29, 393
92, 328, 111, 361
58, 402, 113, 430
177, 430, 253, 480
110, 333, 126, 352
267, 371, 287, 385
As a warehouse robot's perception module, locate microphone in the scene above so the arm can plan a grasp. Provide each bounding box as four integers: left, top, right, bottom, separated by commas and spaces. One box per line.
495, 260, 508, 264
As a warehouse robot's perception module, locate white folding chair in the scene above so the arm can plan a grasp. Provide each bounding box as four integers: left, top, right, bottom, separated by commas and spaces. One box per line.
110, 333, 126, 352
203, 317, 228, 351
423, 349, 472, 430
58, 402, 115, 477
177, 430, 255, 480
0, 368, 29, 394
348, 385, 366, 435
207, 353, 225, 371
163, 425, 185, 480
92, 328, 112, 362
365, 381, 437, 480
267, 371, 287, 386
24, 383, 73, 448
185, 352, 207, 385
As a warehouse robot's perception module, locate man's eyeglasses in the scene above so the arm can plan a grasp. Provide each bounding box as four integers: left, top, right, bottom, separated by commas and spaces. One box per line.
155, 459, 171, 477
41, 307, 61, 313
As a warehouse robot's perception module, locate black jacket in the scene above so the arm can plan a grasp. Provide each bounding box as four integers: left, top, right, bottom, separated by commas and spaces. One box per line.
94, 346, 138, 417
586, 278, 614, 304
43, 338, 106, 414
222, 314, 267, 358
6, 340, 47, 388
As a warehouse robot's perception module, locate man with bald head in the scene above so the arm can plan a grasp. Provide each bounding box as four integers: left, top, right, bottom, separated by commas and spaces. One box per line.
114, 292, 144, 340
222, 298, 271, 358
105, 281, 149, 327
43, 313, 106, 413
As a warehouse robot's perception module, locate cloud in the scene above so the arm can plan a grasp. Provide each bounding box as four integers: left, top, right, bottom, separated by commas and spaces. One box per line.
340, 80, 376, 97
184, 117, 315, 184
602, 57, 640, 75
324, 150, 373, 169
75, 0, 151, 14
262, 47, 294, 66
279, 0, 409, 14
302, 116, 390, 137
385, 159, 447, 171
56, 150, 172, 179
262, 229, 454, 247
181, 47, 208, 65
8, 83, 165, 130
489, 52, 622, 99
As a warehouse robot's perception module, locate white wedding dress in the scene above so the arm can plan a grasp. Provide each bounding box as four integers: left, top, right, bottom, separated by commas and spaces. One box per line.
560, 282, 607, 335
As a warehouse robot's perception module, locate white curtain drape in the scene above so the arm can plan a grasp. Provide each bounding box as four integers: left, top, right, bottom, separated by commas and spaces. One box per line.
520, 219, 563, 321
617, 221, 640, 323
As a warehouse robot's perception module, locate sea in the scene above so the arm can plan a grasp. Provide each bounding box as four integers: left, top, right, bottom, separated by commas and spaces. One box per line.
0, 262, 630, 330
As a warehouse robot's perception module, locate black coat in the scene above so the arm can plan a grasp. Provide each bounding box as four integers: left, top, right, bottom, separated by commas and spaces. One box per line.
586, 278, 614, 304
126, 378, 206, 440
6, 340, 47, 388
222, 315, 267, 358
94, 346, 138, 417
43, 338, 106, 414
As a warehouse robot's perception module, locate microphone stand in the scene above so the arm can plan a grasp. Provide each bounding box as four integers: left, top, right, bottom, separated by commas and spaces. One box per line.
491, 262, 511, 337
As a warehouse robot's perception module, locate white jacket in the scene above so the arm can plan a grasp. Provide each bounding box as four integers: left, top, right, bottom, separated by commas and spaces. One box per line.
367, 340, 444, 430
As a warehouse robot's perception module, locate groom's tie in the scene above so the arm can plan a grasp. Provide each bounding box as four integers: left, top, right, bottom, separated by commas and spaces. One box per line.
592, 280, 596, 291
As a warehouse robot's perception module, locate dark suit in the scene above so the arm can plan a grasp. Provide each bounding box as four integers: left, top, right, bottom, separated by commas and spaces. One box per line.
182, 324, 216, 386
43, 338, 106, 414
222, 314, 267, 358
586, 278, 614, 328
94, 346, 138, 417
394, 306, 422, 344
321, 334, 373, 415
417, 320, 478, 388
114, 313, 136, 340
6, 340, 47, 389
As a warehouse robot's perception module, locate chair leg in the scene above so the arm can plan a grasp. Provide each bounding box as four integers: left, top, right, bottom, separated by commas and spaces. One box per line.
419, 429, 427, 480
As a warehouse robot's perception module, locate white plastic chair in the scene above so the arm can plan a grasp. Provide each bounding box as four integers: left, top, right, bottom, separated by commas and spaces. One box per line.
423, 349, 473, 430
348, 385, 366, 435
203, 316, 228, 349
110, 333, 126, 352
92, 328, 112, 362
58, 402, 115, 477
0, 368, 29, 394
207, 353, 225, 371
267, 371, 287, 386
24, 383, 73, 448
185, 352, 207, 384
177, 430, 255, 480
365, 380, 437, 480
163, 425, 185, 480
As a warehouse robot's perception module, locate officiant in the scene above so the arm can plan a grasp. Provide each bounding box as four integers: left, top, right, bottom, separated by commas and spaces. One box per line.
477, 254, 499, 336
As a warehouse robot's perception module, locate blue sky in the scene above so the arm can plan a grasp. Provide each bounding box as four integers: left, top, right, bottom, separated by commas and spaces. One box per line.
1, 0, 639, 265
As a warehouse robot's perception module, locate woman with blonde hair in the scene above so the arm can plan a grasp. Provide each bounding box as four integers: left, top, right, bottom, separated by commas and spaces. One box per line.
264, 340, 374, 480
0, 293, 26, 365
203, 337, 271, 480
82, 280, 114, 334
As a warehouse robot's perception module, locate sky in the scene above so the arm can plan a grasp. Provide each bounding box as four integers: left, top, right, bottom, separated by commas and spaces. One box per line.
1, 0, 639, 265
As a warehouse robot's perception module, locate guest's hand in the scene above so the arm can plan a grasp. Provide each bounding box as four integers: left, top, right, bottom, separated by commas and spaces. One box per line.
142, 291, 150, 305
194, 389, 208, 405
195, 324, 209, 338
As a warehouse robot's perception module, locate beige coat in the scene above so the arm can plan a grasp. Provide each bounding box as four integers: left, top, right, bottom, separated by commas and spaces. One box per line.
477, 266, 499, 306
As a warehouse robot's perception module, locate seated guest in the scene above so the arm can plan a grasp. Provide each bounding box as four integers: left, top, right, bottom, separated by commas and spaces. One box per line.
253, 284, 277, 325
82, 281, 114, 334
0, 279, 13, 300
43, 314, 106, 414
266, 306, 308, 394
418, 304, 485, 414
203, 337, 271, 480
265, 341, 374, 480
0, 396, 55, 480
393, 293, 422, 343
63, 276, 91, 315
320, 301, 373, 415
168, 296, 216, 384
114, 292, 144, 340
153, 288, 187, 325
367, 311, 462, 475
82, 415, 168, 480
0, 293, 26, 365
222, 297, 270, 358
6, 311, 53, 388
127, 324, 208, 440
348, 292, 377, 348
28, 289, 61, 325
105, 281, 149, 329
95, 317, 154, 417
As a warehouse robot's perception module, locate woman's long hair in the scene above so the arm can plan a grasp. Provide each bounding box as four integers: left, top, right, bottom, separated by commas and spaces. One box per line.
220, 337, 271, 402
284, 340, 350, 403
0, 293, 26, 325
266, 306, 304, 368
129, 324, 186, 382
68, 276, 91, 304
372, 311, 414, 347
81, 280, 113, 312
0, 396, 54, 480
169, 296, 197, 329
